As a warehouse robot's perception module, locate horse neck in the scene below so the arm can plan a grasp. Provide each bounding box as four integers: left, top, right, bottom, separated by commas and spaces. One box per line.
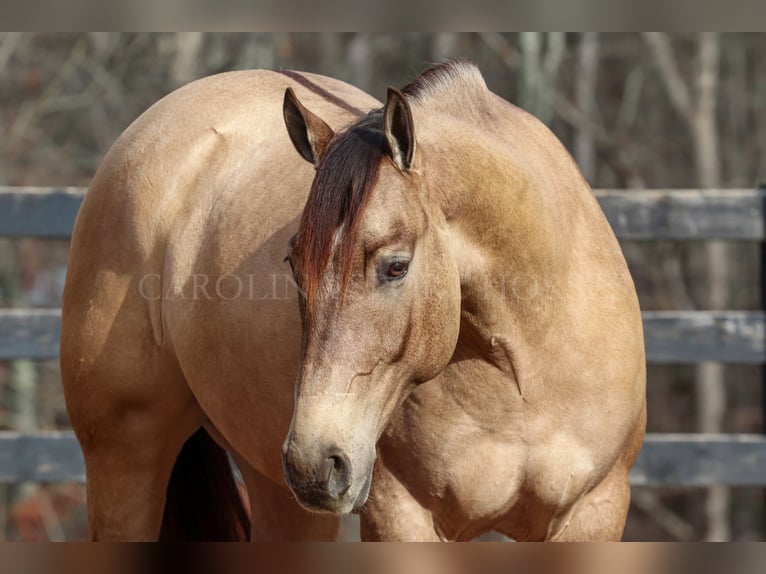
414, 95, 637, 397
421, 118, 573, 363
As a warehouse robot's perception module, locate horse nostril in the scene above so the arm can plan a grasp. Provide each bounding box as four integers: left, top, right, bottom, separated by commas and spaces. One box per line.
324, 450, 352, 498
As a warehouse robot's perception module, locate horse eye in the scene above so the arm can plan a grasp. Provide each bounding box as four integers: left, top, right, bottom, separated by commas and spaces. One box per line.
387, 260, 409, 279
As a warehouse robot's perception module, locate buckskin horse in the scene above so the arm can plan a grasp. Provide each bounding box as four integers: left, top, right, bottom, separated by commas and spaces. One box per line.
61, 61, 646, 541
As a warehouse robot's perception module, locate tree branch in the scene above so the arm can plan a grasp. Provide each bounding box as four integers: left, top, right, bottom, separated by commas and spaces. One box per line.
0, 32, 22, 75
694, 32, 721, 189
643, 32, 694, 123
696, 32, 720, 118
574, 33, 599, 181
476, 32, 519, 69
555, 96, 645, 188
632, 489, 696, 541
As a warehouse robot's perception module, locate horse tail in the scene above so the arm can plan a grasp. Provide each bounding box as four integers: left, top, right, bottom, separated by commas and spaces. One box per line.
159, 428, 251, 541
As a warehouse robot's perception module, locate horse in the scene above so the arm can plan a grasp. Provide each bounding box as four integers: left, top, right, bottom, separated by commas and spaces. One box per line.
61, 60, 646, 541
280, 61, 646, 541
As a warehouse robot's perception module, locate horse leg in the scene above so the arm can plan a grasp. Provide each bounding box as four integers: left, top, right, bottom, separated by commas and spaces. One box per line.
359, 459, 440, 541
78, 405, 202, 540
234, 459, 339, 541
545, 464, 632, 541
64, 347, 203, 541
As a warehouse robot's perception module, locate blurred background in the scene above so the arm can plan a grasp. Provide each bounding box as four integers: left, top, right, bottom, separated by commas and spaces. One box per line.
0, 32, 764, 541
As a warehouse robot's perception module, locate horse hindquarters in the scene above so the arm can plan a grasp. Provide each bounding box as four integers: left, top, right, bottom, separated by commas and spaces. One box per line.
60, 187, 217, 539
61, 278, 253, 540
61, 343, 200, 539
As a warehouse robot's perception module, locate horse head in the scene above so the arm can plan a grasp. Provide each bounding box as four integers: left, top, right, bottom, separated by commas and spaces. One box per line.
280, 86, 461, 513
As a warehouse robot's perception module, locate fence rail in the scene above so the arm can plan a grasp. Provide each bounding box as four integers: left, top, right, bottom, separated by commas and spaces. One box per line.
2, 308, 763, 364
0, 187, 85, 238
597, 188, 766, 240
2, 430, 763, 487
1, 186, 765, 486
2, 186, 765, 240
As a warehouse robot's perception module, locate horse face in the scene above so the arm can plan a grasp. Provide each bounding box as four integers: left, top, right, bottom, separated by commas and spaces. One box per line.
284, 168, 461, 513
281, 88, 461, 514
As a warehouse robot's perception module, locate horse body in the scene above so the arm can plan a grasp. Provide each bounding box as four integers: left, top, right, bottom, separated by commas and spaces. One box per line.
61, 62, 645, 542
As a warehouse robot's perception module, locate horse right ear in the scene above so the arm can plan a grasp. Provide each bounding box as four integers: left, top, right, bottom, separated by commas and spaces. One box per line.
283, 88, 335, 165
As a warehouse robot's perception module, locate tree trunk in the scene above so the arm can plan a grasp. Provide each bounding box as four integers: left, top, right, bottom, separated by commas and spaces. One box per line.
693, 32, 729, 543
348, 33, 373, 92
520, 32, 565, 125
724, 35, 747, 186
574, 33, 599, 182
645, 31, 729, 541
171, 32, 204, 87
520, 32, 542, 116
432, 33, 459, 62
318, 33, 343, 78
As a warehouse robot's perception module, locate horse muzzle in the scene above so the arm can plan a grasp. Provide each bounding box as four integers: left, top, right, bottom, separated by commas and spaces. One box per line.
281, 438, 374, 514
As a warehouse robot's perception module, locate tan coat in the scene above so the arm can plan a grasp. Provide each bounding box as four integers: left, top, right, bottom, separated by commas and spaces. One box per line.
62, 62, 645, 541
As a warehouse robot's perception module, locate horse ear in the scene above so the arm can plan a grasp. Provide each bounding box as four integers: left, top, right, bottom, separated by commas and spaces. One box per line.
283, 87, 335, 165
383, 87, 416, 171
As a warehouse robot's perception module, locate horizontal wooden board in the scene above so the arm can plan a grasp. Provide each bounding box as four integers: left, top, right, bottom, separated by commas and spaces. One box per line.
0, 308, 61, 360
631, 434, 766, 487
595, 188, 766, 241
1, 187, 765, 240
0, 187, 85, 238
2, 308, 763, 363
0, 431, 764, 486
0, 431, 85, 482
643, 310, 765, 364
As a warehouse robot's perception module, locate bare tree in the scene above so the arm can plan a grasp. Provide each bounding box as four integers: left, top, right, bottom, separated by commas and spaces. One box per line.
480, 32, 644, 187
319, 33, 344, 78
172, 33, 204, 87
348, 33, 373, 92
0, 32, 22, 76
432, 33, 459, 62
477, 32, 519, 71
574, 33, 599, 183
644, 31, 728, 542
519, 32, 565, 125
723, 36, 748, 186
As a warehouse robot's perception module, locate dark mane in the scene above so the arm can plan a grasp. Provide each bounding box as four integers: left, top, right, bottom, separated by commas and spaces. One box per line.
401, 59, 485, 102
295, 109, 386, 307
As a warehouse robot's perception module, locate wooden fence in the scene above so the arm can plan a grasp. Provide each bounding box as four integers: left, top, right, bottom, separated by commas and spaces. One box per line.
1, 186, 765, 487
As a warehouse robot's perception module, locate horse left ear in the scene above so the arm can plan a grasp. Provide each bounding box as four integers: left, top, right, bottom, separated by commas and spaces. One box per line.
383, 87, 416, 171
283, 87, 335, 166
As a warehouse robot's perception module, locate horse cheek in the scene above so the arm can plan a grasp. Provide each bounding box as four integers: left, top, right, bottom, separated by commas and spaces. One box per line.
415, 250, 461, 382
